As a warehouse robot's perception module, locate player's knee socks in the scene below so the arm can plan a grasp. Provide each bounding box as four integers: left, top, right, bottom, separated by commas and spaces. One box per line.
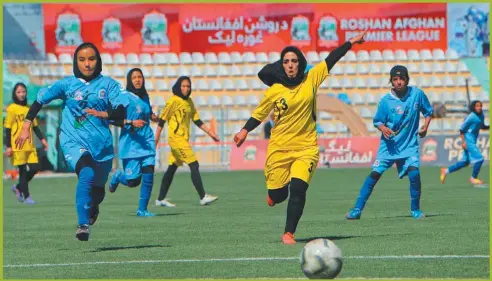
472, 160, 484, 179
158, 164, 178, 200
408, 168, 421, 211
76, 166, 95, 225
268, 184, 289, 204
447, 160, 469, 174
91, 186, 105, 206
189, 161, 206, 200
354, 171, 381, 210
285, 178, 308, 234
139, 173, 154, 211
17, 164, 30, 198
126, 177, 142, 188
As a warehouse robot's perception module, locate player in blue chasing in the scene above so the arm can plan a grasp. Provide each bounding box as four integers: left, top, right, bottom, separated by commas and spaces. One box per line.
15, 42, 129, 241
86, 68, 157, 217
440, 100, 489, 186
345, 65, 433, 220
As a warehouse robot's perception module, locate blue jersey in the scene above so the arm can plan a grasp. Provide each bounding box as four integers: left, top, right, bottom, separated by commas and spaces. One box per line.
37, 75, 129, 162
117, 92, 155, 159
460, 112, 485, 145
373, 86, 433, 159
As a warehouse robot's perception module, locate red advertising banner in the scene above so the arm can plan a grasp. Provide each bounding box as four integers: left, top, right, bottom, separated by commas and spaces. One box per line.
229, 137, 380, 171
43, 3, 448, 55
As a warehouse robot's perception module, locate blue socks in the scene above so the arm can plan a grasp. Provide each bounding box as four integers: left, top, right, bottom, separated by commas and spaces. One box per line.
76, 167, 94, 225
138, 173, 153, 212
354, 175, 379, 210
447, 160, 469, 174
408, 169, 421, 211
472, 160, 484, 179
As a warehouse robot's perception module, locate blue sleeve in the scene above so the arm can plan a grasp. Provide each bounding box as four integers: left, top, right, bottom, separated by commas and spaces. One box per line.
373, 99, 387, 128
36, 79, 68, 105
419, 90, 433, 117
107, 80, 129, 109
460, 114, 474, 133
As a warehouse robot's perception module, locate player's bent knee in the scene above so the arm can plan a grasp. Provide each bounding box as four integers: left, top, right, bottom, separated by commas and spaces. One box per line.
268, 184, 289, 203
142, 165, 155, 174
407, 166, 419, 172
75, 154, 95, 176
127, 177, 142, 187
290, 178, 308, 195
369, 171, 382, 181
91, 186, 106, 205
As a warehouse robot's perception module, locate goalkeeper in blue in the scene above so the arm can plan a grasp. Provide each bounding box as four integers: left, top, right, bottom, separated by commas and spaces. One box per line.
86, 68, 157, 217
346, 65, 433, 220
440, 100, 489, 186
15, 42, 129, 241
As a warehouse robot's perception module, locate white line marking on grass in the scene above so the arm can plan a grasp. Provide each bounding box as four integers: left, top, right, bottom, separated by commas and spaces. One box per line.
3, 255, 488, 268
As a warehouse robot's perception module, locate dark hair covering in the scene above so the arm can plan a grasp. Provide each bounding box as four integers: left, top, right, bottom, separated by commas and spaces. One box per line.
73, 42, 102, 82
172, 76, 192, 100
258, 46, 307, 87
126, 68, 148, 98
12, 82, 28, 106
469, 100, 483, 115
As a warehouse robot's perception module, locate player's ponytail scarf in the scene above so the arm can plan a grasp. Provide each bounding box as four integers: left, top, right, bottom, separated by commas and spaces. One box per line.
172, 76, 192, 100
126, 68, 148, 99
12, 82, 27, 106
258, 46, 307, 87
73, 42, 102, 82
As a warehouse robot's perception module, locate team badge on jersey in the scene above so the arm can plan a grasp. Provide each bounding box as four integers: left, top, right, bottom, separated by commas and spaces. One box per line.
414, 102, 419, 110
74, 91, 83, 101
395, 106, 404, 115
98, 89, 106, 99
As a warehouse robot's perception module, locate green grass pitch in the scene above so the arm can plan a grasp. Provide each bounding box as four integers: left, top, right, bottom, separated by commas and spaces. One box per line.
3, 166, 489, 279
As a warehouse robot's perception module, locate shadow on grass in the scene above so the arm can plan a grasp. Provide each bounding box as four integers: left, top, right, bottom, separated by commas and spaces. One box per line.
89, 244, 171, 252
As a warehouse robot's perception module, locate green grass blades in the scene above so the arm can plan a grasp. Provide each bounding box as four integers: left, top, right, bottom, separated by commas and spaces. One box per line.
3, 166, 489, 279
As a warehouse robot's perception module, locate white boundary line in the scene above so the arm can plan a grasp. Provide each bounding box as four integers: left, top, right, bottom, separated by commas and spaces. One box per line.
4, 255, 489, 268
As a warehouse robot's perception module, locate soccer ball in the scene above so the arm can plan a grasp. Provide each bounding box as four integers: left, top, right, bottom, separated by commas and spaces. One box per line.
300, 238, 343, 279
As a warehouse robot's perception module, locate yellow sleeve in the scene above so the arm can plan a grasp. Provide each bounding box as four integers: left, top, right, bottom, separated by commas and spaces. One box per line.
251, 89, 274, 122
308, 61, 329, 90
159, 98, 176, 121
190, 100, 201, 122
4, 106, 15, 129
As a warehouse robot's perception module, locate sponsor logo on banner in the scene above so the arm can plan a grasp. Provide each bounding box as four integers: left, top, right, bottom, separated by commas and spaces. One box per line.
244, 145, 257, 161
421, 138, 438, 162
318, 15, 339, 48
55, 11, 83, 53
291, 15, 311, 46
141, 10, 170, 52
102, 17, 123, 49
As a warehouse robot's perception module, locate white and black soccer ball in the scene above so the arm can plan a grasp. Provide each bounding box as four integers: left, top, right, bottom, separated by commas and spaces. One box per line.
300, 239, 343, 279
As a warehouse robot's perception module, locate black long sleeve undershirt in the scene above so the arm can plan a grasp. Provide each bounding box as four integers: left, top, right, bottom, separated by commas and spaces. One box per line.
5, 129, 11, 148
25, 101, 43, 122
325, 41, 353, 71
33, 126, 45, 140
243, 117, 262, 132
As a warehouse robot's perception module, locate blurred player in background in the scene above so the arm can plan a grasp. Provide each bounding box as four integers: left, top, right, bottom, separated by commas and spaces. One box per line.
234, 30, 368, 244
15, 42, 129, 241
86, 68, 155, 217
154, 76, 220, 207
440, 100, 489, 185
346, 65, 433, 221
4, 82, 48, 204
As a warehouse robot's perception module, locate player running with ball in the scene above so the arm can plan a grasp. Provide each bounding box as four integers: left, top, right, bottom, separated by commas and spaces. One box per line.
234, 30, 368, 244
346, 65, 433, 220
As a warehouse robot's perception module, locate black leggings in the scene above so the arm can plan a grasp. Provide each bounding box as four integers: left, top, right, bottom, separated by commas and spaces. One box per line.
16, 164, 40, 198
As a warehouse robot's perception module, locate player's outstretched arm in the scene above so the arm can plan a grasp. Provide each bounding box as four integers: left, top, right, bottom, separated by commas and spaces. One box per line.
155, 119, 166, 147
195, 121, 220, 142
84, 108, 147, 128
418, 91, 433, 138
326, 29, 368, 71
234, 91, 272, 147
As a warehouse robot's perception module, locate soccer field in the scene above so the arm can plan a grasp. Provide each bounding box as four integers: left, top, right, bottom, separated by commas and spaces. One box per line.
3, 166, 490, 279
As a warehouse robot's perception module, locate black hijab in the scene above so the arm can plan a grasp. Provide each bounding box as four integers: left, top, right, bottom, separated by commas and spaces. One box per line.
12, 82, 27, 106
73, 42, 102, 82
126, 68, 148, 99
258, 46, 307, 87
172, 76, 192, 100
469, 100, 483, 115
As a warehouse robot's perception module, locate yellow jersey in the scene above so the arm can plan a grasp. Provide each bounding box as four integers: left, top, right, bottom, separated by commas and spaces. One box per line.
159, 95, 200, 142
4, 103, 39, 152
252, 61, 329, 151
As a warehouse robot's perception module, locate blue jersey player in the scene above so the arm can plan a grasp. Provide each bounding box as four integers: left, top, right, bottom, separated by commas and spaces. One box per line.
88, 68, 157, 217
15, 43, 129, 241
441, 100, 489, 186
346, 65, 433, 220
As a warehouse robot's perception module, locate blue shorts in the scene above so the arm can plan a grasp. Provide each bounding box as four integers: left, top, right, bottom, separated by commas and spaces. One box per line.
372, 155, 420, 179
122, 155, 155, 180
61, 139, 113, 186
461, 143, 484, 164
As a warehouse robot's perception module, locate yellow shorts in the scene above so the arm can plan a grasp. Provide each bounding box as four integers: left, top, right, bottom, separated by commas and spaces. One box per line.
264, 146, 319, 190
12, 150, 39, 166
168, 141, 197, 166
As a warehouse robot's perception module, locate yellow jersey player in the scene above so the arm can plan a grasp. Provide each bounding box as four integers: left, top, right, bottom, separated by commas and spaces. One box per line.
4, 83, 48, 204
234, 30, 368, 244
155, 76, 220, 207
